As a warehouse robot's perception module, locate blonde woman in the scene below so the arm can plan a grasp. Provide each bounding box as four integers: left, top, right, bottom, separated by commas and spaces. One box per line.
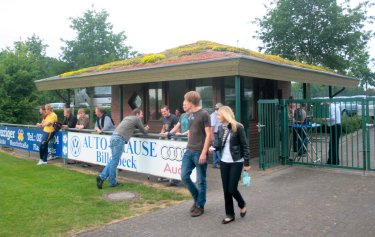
36, 104, 57, 165
211, 106, 250, 224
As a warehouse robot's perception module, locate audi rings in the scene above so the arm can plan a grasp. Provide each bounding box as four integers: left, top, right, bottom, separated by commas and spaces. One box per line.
160, 146, 185, 161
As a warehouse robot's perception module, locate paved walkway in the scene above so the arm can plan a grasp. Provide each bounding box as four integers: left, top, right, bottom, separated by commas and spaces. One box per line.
76, 160, 375, 237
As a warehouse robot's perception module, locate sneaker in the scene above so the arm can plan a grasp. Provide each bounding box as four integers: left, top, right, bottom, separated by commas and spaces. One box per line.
110, 182, 124, 188
37, 160, 47, 165
96, 176, 103, 189
47, 155, 56, 161
191, 206, 204, 217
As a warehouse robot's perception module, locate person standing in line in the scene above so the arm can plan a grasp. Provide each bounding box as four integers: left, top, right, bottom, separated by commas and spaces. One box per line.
325, 101, 341, 165
62, 107, 78, 129
75, 108, 89, 129
36, 104, 57, 165
180, 91, 212, 217
210, 103, 223, 168
211, 106, 250, 224
96, 108, 149, 189
95, 107, 115, 133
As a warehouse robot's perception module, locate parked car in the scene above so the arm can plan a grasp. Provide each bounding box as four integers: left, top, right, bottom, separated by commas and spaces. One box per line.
50, 102, 65, 110
339, 101, 358, 116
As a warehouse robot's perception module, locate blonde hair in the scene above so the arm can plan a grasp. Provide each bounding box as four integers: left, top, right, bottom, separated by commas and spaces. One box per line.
45, 104, 53, 111
78, 108, 86, 114
184, 91, 201, 106
218, 106, 238, 132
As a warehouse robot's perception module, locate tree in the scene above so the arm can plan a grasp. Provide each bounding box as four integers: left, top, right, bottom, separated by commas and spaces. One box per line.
0, 45, 39, 123
0, 35, 69, 124
61, 8, 137, 70
254, 0, 374, 92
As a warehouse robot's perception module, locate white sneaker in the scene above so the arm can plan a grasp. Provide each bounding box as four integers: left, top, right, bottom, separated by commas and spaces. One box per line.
37, 160, 47, 165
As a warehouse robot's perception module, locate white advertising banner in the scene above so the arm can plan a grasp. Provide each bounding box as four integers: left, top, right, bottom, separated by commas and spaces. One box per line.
68, 132, 196, 181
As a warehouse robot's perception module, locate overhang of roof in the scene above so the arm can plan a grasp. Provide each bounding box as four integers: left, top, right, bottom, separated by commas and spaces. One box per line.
35, 55, 358, 91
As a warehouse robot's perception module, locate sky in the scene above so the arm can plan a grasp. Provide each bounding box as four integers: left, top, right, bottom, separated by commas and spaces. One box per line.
0, 0, 374, 68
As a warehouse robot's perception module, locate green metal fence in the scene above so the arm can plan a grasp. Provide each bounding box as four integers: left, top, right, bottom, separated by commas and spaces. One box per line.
258, 97, 374, 171
257, 99, 280, 169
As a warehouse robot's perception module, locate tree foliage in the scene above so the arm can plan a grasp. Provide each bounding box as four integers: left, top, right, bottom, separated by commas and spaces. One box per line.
254, 0, 374, 86
0, 35, 69, 124
61, 8, 137, 70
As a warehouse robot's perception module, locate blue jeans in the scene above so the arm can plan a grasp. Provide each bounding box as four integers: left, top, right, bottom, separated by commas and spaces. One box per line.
181, 150, 208, 208
99, 135, 125, 186
213, 133, 220, 166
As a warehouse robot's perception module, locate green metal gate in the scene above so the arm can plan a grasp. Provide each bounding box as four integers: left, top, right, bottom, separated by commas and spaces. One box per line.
257, 99, 280, 169
258, 98, 374, 171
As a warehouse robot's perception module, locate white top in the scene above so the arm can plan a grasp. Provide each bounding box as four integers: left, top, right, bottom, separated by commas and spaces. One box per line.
327, 103, 341, 126
221, 133, 244, 163
210, 111, 221, 133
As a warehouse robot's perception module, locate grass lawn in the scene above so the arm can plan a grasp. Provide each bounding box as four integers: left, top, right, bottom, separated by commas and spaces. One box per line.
0, 151, 188, 236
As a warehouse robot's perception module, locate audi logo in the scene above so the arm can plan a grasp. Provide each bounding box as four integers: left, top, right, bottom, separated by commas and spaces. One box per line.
160, 146, 186, 161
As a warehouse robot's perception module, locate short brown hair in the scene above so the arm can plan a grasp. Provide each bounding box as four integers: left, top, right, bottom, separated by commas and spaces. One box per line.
160, 105, 169, 111
131, 108, 142, 115
184, 91, 200, 106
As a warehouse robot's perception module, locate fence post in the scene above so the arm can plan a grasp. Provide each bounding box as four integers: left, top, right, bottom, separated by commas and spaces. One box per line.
280, 99, 288, 165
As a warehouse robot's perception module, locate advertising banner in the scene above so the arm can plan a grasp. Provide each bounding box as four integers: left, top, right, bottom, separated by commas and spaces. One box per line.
0, 125, 67, 158
68, 132, 195, 181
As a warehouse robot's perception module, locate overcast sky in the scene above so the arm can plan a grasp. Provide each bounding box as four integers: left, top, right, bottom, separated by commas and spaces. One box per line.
1, 0, 374, 68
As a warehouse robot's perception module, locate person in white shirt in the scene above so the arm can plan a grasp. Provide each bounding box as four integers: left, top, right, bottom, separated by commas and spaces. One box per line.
325, 102, 341, 165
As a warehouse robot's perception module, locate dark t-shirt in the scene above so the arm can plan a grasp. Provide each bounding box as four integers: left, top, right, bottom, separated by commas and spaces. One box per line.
162, 114, 179, 132
187, 109, 211, 152
63, 115, 78, 128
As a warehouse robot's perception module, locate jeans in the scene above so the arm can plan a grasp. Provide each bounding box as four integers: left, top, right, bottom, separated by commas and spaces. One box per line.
39, 132, 54, 162
220, 161, 245, 218
181, 150, 208, 208
99, 135, 126, 186
213, 133, 220, 166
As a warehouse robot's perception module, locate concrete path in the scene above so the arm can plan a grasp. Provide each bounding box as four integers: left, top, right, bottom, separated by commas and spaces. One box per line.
76, 162, 375, 237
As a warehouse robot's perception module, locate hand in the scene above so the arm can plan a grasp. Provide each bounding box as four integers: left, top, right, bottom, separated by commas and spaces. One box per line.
243, 166, 251, 172
96, 128, 102, 134
199, 153, 207, 164
208, 146, 215, 153
145, 125, 150, 130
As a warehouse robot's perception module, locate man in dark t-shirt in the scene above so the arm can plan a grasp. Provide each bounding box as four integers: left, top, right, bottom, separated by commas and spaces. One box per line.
181, 91, 211, 218
160, 105, 179, 134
